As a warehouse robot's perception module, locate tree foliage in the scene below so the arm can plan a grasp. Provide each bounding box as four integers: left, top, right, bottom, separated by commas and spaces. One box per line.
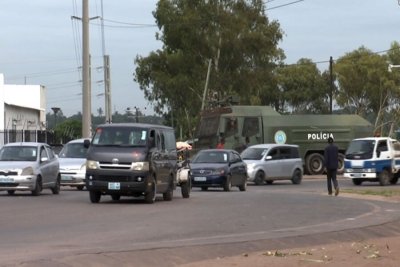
134, 0, 285, 138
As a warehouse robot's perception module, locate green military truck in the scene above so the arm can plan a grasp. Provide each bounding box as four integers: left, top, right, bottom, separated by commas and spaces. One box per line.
193, 102, 373, 175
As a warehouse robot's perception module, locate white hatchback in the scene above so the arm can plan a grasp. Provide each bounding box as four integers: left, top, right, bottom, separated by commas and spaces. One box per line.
241, 144, 303, 185
58, 138, 90, 190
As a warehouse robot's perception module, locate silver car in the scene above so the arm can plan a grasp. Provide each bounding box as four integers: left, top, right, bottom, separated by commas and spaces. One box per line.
241, 144, 303, 185
58, 138, 89, 190
0, 142, 61, 195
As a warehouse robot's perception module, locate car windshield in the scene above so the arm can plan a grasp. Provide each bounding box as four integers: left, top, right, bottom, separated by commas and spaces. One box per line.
192, 151, 229, 163
91, 127, 147, 146
241, 147, 269, 160
346, 140, 375, 155
59, 143, 88, 158
0, 146, 38, 161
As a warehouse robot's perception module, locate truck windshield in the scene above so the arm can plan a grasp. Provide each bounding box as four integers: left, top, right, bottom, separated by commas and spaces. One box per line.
241, 147, 269, 160
345, 140, 375, 159
92, 128, 147, 146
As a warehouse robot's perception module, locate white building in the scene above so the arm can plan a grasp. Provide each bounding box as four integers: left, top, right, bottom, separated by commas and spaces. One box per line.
0, 73, 47, 144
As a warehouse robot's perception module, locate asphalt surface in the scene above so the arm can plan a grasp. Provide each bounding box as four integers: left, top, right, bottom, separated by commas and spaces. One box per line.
1, 176, 400, 267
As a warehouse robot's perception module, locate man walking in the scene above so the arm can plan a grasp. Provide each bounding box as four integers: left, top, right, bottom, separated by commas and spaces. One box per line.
217, 138, 225, 149
324, 137, 339, 196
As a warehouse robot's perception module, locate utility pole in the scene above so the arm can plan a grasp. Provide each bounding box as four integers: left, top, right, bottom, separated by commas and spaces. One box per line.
82, 0, 91, 137
104, 55, 112, 124
329, 56, 333, 115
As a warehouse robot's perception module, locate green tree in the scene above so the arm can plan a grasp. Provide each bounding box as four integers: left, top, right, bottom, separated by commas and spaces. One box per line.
335, 45, 400, 134
54, 119, 82, 141
134, 0, 285, 138
276, 58, 330, 114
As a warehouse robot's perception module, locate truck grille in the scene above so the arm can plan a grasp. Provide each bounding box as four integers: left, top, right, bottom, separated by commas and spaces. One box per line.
99, 162, 132, 170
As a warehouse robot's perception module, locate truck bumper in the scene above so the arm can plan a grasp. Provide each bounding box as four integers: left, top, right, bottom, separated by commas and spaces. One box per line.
344, 173, 377, 179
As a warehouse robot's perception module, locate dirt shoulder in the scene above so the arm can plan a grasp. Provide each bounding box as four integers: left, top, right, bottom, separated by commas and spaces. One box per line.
178, 193, 400, 267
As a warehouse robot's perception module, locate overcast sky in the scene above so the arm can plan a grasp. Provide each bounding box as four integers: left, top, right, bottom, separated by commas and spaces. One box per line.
0, 0, 399, 117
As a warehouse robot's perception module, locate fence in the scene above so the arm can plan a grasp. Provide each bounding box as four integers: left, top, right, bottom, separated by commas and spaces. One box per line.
0, 130, 73, 146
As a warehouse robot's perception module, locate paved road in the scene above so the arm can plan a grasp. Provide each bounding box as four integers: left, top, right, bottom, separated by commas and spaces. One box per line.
1, 178, 400, 267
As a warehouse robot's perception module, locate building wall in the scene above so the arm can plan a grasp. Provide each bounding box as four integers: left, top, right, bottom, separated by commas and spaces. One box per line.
4, 104, 41, 131
0, 73, 46, 131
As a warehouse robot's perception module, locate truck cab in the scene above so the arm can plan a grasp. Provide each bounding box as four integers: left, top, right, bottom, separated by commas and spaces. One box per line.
344, 137, 400, 186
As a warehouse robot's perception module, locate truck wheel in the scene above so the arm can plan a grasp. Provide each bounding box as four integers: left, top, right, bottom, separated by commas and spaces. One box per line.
379, 170, 390, 186
163, 179, 174, 201
145, 178, 156, 204
390, 177, 399, 185
337, 153, 345, 174
181, 180, 191, 198
254, 171, 265, 185
352, 179, 362, 185
291, 169, 302, 184
89, 191, 101, 203
306, 153, 324, 175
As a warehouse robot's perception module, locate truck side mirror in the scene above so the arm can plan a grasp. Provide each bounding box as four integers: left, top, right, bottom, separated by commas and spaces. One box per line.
376, 150, 381, 158
83, 139, 90, 148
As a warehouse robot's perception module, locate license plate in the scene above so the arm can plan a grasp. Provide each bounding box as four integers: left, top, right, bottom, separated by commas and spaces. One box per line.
194, 177, 207, 181
108, 182, 120, 190
352, 173, 362, 178
61, 176, 73, 181
0, 178, 13, 183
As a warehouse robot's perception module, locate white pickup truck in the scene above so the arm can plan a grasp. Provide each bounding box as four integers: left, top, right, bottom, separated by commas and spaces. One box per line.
344, 137, 400, 186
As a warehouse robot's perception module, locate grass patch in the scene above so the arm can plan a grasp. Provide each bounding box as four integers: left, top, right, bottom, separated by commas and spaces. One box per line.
341, 189, 400, 197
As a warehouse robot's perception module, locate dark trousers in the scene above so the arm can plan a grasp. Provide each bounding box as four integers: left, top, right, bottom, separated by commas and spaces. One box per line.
327, 169, 338, 194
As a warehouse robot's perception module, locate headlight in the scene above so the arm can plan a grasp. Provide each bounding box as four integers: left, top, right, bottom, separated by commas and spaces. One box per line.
132, 162, 149, 171
21, 167, 34, 176
246, 163, 255, 170
212, 169, 225, 175
86, 160, 98, 170
80, 163, 86, 171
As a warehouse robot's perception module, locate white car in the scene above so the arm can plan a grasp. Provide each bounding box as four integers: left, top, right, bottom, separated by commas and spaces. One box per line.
0, 142, 61, 195
58, 138, 90, 190
241, 144, 303, 185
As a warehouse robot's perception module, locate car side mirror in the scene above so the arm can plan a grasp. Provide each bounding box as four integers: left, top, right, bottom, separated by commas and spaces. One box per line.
265, 155, 272, 160
83, 139, 90, 148
41, 157, 48, 162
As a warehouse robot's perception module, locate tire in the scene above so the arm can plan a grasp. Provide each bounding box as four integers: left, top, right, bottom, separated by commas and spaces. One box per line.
7, 190, 15, 195
163, 179, 174, 201
77, 186, 84, 191
254, 171, 265, 185
305, 153, 324, 175
111, 194, 121, 201
181, 180, 191, 198
201, 186, 208, 191
144, 178, 156, 204
266, 180, 273, 185
352, 179, 362, 186
238, 176, 247, 191
224, 175, 232, 192
390, 176, 399, 185
291, 169, 302, 184
337, 153, 345, 174
31, 176, 42, 196
89, 191, 101, 203
51, 175, 61, 195
379, 170, 390, 186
